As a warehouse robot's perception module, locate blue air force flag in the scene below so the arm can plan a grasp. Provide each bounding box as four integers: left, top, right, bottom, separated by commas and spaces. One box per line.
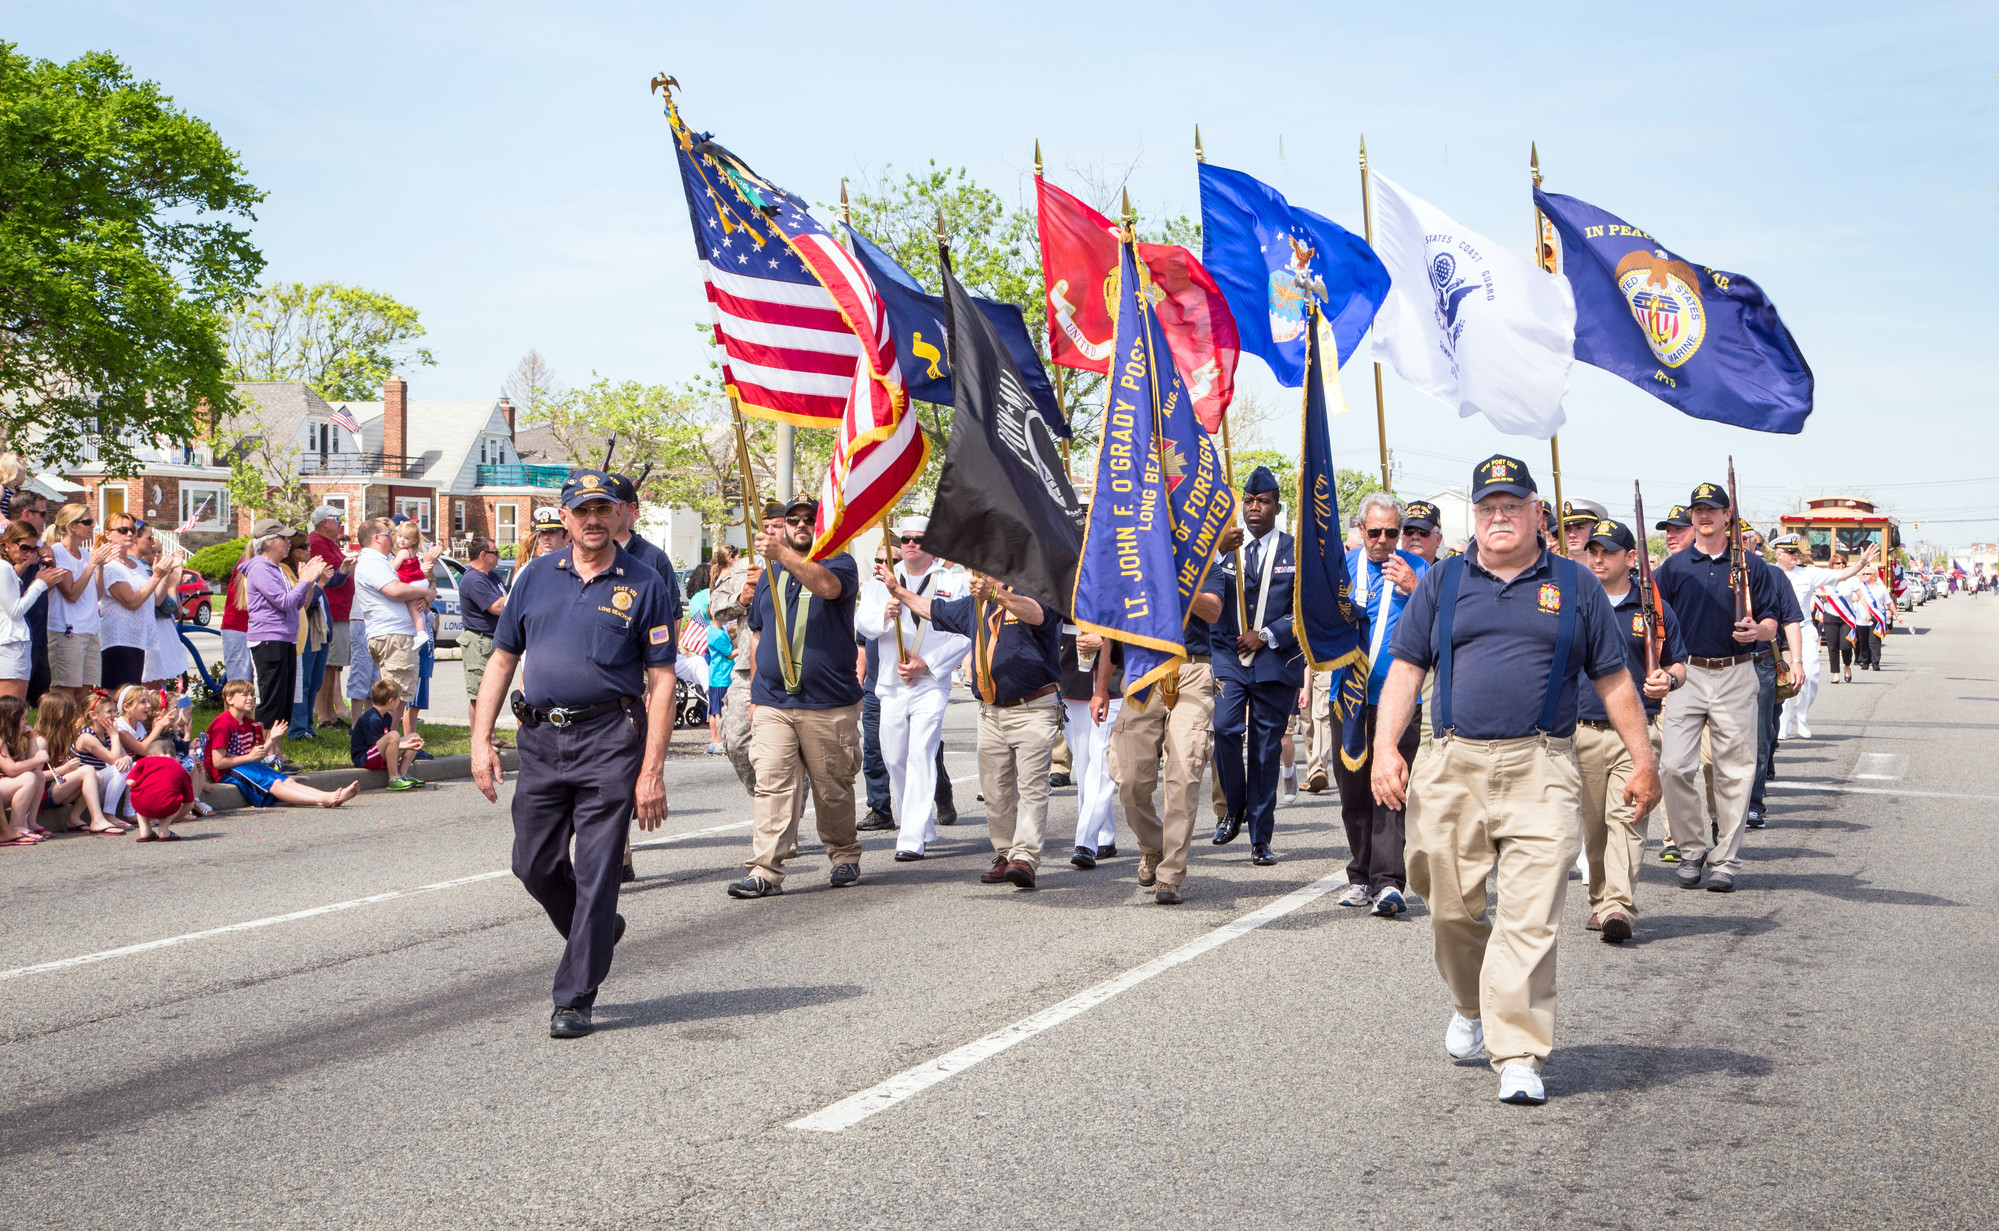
1198, 163, 1390, 386
1071, 243, 1198, 700
1292, 311, 1370, 769
843, 225, 1069, 437
1533, 189, 1813, 435
1369, 170, 1576, 439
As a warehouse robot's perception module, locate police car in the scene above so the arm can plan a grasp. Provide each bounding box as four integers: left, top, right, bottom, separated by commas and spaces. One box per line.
430, 556, 516, 647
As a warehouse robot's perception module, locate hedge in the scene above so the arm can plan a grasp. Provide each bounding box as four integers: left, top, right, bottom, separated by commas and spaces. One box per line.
187, 537, 249, 582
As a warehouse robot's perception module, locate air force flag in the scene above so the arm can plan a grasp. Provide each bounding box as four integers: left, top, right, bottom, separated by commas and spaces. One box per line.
1369, 170, 1576, 440
1534, 189, 1812, 435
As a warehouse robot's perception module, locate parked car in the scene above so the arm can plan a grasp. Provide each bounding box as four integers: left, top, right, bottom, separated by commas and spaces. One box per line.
429, 556, 517, 648
175, 570, 214, 625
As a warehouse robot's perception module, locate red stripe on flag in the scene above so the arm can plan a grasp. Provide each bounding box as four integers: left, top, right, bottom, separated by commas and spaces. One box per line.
707, 285, 853, 334
725, 375, 848, 422
721, 336, 858, 378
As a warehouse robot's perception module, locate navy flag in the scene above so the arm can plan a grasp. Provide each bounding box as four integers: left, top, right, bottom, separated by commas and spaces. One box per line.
1292, 310, 1371, 769
1072, 242, 1195, 700
1535, 189, 1812, 435
843, 224, 1068, 438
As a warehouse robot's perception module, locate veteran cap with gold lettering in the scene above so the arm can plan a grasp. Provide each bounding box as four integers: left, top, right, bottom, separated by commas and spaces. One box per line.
1688, 481, 1731, 510
560, 469, 618, 508
1471, 454, 1537, 502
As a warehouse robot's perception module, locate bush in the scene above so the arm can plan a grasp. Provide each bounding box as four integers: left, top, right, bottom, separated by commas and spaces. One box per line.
187, 536, 248, 581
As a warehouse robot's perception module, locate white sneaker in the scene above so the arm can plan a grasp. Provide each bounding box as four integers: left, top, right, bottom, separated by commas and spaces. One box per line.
1795, 721, 1812, 739
1338, 883, 1372, 908
1280, 770, 1298, 805
1445, 1012, 1485, 1060
1498, 1063, 1546, 1105
1371, 887, 1406, 917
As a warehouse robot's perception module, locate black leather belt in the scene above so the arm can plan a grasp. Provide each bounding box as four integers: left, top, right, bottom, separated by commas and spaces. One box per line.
1578, 718, 1616, 731
512, 693, 632, 729
1687, 653, 1754, 669
993, 683, 1059, 709
1186, 654, 1212, 664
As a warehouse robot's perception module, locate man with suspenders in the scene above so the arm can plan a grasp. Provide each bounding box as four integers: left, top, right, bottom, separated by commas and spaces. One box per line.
1371, 455, 1660, 1105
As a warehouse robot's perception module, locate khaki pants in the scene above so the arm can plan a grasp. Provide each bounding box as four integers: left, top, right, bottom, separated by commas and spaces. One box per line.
745, 703, 862, 885
1107, 662, 1217, 889
1407, 733, 1581, 1073
1576, 719, 1661, 918
1304, 669, 1334, 784
1661, 661, 1757, 874
977, 694, 1061, 869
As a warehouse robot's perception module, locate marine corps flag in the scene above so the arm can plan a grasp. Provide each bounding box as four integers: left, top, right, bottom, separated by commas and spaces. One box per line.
924, 263, 1083, 614
1292, 310, 1371, 769
1534, 189, 1813, 435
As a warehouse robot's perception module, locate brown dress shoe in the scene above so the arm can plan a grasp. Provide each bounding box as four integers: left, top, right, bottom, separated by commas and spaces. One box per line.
1004, 859, 1037, 889
1599, 909, 1634, 944
1584, 912, 1603, 931
1154, 885, 1182, 905
1302, 769, 1328, 794
980, 855, 1011, 884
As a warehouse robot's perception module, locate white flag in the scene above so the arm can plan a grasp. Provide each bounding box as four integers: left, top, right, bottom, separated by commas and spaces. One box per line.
1368, 170, 1576, 439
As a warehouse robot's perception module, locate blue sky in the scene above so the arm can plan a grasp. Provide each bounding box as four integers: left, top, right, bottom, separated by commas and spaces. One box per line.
19, 1, 1998, 544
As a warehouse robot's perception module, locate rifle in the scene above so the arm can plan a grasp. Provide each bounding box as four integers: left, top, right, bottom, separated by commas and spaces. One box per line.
1633, 481, 1662, 676
1726, 456, 1751, 623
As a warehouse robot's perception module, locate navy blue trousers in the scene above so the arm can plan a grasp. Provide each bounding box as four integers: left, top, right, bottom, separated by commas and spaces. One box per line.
512, 705, 644, 1010
1214, 677, 1294, 846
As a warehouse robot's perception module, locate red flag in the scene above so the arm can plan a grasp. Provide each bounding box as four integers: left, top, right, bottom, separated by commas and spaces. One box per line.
1035, 176, 1240, 432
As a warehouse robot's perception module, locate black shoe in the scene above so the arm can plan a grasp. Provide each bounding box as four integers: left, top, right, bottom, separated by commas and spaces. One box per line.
857, 809, 896, 832
829, 862, 860, 887
1251, 843, 1276, 866
620, 862, 637, 884
976, 792, 985, 802
892, 849, 924, 862
549, 1006, 593, 1038
1096, 843, 1117, 858
726, 876, 783, 899
1049, 772, 1072, 788
1212, 809, 1244, 845
613, 914, 626, 947
935, 804, 958, 826
1745, 809, 1767, 830
1071, 846, 1097, 869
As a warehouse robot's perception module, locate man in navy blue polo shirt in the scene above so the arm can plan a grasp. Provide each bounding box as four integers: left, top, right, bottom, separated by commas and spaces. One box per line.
1372, 454, 1659, 1106
728, 494, 865, 899
890, 568, 1061, 889
1211, 465, 1302, 867
1578, 519, 1687, 944
1653, 482, 1782, 894
469, 469, 678, 1039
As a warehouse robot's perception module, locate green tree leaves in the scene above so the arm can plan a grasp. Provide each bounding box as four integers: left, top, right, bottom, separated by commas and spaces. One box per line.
222, 281, 435, 400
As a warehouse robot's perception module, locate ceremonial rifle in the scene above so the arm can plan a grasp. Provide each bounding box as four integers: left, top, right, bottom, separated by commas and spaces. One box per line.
1726, 456, 1751, 624
1633, 481, 1662, 677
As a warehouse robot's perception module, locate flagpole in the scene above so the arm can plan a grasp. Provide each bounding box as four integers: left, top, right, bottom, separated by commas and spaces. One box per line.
1125, 187, 1182, 705
1358, 136, 1392, 492
1198, 126, 1252, 637
1531, 142, 1568, 556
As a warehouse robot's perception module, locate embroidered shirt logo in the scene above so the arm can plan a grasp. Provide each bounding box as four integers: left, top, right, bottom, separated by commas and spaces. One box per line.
1538, 583, 1562, 614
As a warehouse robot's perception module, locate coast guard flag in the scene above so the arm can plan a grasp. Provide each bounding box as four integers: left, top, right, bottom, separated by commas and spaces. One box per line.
1071, 242, 1193, 701
1291, 312, 1370, 768
1534, 189, 1813, 435
1198, 162, 1390, 384
1369, 171, 1576, 439
842, 224, 1068, 437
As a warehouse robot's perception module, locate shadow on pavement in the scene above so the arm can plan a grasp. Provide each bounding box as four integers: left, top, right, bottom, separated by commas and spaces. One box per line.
1555, 1043, 1773, 1094
1749, 871, 1962, 907
1638, 913, 1782, 941
596, 983, 863, 1030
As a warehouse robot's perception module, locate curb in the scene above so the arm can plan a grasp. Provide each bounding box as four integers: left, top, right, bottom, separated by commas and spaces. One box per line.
203, 750, 521, 812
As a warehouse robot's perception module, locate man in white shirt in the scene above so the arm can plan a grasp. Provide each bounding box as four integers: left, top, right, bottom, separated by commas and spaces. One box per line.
855, 517, 969, 862
351, 519, 433, 727
1770, 536, 1872, 738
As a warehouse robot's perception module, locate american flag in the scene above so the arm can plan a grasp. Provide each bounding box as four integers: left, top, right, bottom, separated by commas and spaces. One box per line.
665, 95, 925, 558
328, 404, 362, 435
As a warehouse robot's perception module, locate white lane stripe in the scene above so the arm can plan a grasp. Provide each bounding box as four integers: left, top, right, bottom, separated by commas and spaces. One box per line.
0, 819, 754, 984
788, 872, 1347, 1133
1766, 781, 1999, 802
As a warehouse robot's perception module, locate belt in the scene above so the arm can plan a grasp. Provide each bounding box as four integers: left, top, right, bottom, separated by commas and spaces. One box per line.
1186, 653, 1212, 665
991, 683, 1058, 709
514, 695, 632, 729
1578, 718, 1616, 731
1687, 653, 1754, 669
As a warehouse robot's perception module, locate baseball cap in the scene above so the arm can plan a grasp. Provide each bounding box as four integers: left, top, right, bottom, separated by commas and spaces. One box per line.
608, 472, 640, 504
251, 518, 296, 539
1402, 501, 1441, 533
783, 494, 819, 517
1586, 519, 1636, 552
560, 469, 619, 508
1471, 454, 1537, 502
1688, 481, 1730, 510
308, 505, 344, 528
1655, 505, 1692, 529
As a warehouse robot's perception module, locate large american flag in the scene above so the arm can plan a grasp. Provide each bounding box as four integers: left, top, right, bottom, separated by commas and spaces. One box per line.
666, 97, 925, 558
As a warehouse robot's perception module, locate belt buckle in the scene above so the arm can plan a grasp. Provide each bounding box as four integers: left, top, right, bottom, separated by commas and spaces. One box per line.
548, 708, 571, 728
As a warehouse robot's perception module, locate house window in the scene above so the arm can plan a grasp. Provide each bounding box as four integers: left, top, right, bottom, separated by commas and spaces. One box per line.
478, 439, 488, 465
396, 497, 432, 534
453, 500, 467, 535
178, 483, 229, 530
308, 421, 342, 454
496, 503, 519, 546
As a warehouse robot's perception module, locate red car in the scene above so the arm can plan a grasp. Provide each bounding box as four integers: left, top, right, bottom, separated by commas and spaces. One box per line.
175, 571, 215, 626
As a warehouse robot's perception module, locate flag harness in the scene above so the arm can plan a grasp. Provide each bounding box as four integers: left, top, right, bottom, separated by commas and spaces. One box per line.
1430, 553, 1580, 740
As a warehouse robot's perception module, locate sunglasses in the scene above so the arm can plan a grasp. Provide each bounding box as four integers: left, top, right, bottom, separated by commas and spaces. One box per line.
1364, 527, 1401, 540
900, 536, 924, 546
785, 515, 812, 527
1402, 525, 1435, 537
73, 518, 94, 526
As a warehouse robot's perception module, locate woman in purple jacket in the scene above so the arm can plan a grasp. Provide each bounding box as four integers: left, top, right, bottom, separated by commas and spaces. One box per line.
239, 519, 329, 730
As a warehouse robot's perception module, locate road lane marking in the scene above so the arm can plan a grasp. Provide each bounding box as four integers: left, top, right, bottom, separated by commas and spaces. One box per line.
1766, 782, 1999, 802
788, 872, 1347, 1133
1852, 752, 1909, 781
0, 819, 755, 984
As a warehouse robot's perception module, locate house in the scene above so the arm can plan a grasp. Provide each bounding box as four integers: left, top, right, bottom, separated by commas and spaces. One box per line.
1414, 485, 1474, 548
59, 415, 243, 550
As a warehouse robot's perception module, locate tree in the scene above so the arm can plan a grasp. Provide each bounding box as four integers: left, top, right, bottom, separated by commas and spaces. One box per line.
501, 349, 564, 423
221, 281, 435, 400
1232, 446, 1383, 532
223, 432, 316, 533
0, 45, 265, 473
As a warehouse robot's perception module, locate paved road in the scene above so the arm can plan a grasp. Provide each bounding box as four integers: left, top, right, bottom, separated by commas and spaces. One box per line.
6, 597, 1997, 1228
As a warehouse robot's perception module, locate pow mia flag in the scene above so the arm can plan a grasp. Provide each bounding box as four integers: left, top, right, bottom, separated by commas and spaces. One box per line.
925, 262, 1083, 616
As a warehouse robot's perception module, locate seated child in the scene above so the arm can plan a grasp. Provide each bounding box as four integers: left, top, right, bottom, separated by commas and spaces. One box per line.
351, 679, 427, 790
127, 735, 196, 842
33, 693, 125, 834
204, 680, 360, 809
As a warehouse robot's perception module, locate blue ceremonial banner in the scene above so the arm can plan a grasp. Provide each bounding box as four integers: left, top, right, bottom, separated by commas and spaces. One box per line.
1291, 312, 1370, 768
843, 225, 1068, 437
1198, 162, 1391, 386
1072, 243, 1193, 700
1535, 189, 1812, 435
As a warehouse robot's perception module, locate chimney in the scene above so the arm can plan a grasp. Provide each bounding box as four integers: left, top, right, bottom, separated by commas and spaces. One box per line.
383, 377, 408, 461
498, 396, 515, 439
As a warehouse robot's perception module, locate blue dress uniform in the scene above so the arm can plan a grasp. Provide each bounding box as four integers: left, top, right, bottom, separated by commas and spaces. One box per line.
1211, 469, 1304, 860
492, 471, 676, 1032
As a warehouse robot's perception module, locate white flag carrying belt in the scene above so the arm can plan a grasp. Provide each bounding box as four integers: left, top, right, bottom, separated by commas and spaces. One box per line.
1367, 169, 1576, 440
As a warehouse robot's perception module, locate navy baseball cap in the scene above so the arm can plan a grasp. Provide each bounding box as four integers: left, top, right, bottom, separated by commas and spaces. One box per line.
1472, 454, 1537, 502
608, 472, 640, 504
1402, 500, 1441, 533
1587, 519, 1637, 552
1655, 504, 1692, 529
560, 469, 619, 508
761, 500, 786, 521
1688, 481, 1730, 510
783, 494, 819, 517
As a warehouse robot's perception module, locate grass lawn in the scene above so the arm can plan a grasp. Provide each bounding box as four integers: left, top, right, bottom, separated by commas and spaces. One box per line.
188, 705, 474, 773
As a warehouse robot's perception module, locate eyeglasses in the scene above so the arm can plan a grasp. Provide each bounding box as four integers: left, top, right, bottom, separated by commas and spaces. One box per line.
73, 518, 94, 527
785, 515, 813, 527
900, 536, 924, 546
1474, 502, 1532, 523
1364, 527, 1401, 540
1402, 525, 1435, 537
107, 524, 135, 534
